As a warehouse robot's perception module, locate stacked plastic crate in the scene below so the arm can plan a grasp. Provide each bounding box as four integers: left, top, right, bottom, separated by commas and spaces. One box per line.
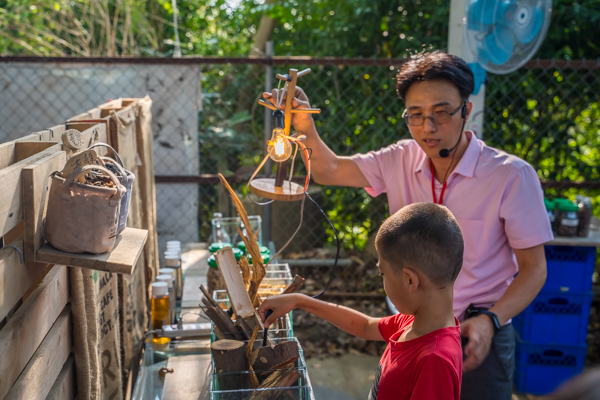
513, 245, 595, 395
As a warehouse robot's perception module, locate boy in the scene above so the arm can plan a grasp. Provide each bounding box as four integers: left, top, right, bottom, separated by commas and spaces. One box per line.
258, 202, 464, 400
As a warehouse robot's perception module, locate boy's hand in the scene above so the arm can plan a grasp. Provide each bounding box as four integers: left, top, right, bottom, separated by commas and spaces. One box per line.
461, 315, 495, 371
262, 86, 313, 131
257, 293, 304, 327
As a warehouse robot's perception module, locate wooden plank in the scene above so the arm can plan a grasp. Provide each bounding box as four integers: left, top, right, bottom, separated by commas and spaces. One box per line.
161, 354, 212, 400
0, 265, 69, 399
6, 305, 72, 400
108, 106, 137, 171
37, 227, 148, 274
15, 142, 57, 162
0, 133, 50, 170
46, 355, 75, 400
0, 143, 61, 237
22, 151, 67, 262
215, 247, 262, 329
33, 124, 67, 142
134, 96, 160, 277
0, 235, 52, 322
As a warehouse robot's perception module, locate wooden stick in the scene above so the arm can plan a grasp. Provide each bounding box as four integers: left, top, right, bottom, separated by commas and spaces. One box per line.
282, 275, 305, 294
291, 108, 321, 114
246, 326, 260, 389
257, 99, 277, 110
249, 368, 301, 400
202, 304, 245, 341
199, 284, 220, 308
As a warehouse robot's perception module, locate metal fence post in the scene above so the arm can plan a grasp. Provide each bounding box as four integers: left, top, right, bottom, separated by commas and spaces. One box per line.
263, 41, 273, 244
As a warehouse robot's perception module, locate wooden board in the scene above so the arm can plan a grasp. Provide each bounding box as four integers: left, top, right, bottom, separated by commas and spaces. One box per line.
0, 265, 69, 399
46, 355, 75, 400
215, 247, 262, 328
37, 227, 148, 275
0, 143, 61, 237
161, 354, 212, 400
15, 141, 57, 162
0, 235, 52, 322
22, 150, 68, 262
5, 305, 72, 400
33, 124, 67, 142
134, 96, 160, 277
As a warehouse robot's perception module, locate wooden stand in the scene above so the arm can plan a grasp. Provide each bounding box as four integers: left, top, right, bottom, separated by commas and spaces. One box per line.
249, 178, 305, 202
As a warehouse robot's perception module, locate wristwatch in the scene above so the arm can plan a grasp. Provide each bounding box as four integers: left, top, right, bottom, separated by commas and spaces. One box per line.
479, 310, 502, 334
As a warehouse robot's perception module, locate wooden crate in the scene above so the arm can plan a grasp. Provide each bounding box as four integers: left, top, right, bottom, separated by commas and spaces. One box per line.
0, 96, 159, 400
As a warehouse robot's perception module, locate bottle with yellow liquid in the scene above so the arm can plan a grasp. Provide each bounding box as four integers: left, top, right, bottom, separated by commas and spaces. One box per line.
151, 282, 171, 344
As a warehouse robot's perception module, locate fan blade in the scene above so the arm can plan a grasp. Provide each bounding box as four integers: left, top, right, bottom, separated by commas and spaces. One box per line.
467, 0, 497, 31
514, 5, 544, 44
481, 24, 515, 65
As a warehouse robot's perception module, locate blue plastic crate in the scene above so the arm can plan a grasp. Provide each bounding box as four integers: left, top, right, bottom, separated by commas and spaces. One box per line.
543, 245, 596, 293
513, 292, 592, 345
514, 342, 587, 395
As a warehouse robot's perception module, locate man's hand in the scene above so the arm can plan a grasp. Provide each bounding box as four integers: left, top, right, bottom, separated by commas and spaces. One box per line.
461, 314, 495, 371
257, 293, 303, 327
262, 86, 313, 130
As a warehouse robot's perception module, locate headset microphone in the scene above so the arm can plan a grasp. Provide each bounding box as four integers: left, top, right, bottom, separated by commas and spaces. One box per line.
438, 102, 467, 158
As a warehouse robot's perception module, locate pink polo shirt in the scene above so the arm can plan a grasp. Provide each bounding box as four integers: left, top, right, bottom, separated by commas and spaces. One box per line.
352, 131, 554, 319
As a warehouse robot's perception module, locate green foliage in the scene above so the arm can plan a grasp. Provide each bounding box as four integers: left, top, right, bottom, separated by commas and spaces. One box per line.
0, 0, 172, 56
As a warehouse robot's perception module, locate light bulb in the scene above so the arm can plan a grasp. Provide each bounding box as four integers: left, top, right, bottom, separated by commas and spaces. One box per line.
268, 128, 292, 162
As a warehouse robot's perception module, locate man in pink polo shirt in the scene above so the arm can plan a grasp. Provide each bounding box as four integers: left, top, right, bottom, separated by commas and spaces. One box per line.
264, 51, 553, 399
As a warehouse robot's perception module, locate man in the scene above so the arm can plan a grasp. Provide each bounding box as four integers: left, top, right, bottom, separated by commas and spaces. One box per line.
263, 51, 553, 399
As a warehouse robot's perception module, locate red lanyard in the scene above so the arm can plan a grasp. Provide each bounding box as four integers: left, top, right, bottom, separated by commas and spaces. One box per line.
430, 160, 447, 205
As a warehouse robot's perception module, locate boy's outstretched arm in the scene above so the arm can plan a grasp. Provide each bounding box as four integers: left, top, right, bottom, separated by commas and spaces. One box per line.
257, 293, 384, 341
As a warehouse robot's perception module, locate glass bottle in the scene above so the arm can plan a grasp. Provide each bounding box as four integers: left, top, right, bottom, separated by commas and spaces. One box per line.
212, 212, 231, 243
151, 282, 171, 345
156, 274, 176, 324
576, 196, 592, 237
557, 201, 579, 237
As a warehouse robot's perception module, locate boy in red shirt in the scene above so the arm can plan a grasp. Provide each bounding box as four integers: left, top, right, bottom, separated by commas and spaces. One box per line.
258, 202, 464, 400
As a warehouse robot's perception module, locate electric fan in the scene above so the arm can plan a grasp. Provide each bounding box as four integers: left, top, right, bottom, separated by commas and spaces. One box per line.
464, 0, 552, 91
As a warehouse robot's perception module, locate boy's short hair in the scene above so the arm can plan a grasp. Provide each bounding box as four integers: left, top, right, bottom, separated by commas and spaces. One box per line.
396, 51, 475, 102
375, 203, 464, 286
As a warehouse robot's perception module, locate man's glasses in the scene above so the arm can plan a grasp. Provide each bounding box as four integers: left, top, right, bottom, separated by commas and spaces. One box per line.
402, 103, 464, 126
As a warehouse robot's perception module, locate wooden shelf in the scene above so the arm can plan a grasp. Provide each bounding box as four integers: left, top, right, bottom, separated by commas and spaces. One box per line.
37, 227, 148, 275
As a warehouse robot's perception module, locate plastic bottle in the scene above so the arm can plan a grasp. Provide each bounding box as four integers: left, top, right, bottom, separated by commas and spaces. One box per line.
165, 253, 183, 301
212, 212, 231, 243
156, 274, 176, 324
151, 282, 171, 344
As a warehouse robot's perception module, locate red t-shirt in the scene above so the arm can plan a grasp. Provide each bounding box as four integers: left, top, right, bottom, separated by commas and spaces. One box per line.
368, 314, 462, 400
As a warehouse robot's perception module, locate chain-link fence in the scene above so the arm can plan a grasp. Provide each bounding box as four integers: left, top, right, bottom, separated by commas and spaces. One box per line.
1, 56, 599, 263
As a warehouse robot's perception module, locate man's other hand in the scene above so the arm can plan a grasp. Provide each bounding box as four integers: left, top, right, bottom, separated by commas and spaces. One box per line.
461, 314, 495, 371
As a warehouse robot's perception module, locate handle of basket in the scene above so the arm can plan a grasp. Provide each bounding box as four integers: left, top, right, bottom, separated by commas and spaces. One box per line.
62, 165, 123, 204
89, 142, 124, 167
99, 156, 128, 180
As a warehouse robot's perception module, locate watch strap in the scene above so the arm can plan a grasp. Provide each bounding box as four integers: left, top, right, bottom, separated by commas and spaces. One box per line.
479, 310, 501, 333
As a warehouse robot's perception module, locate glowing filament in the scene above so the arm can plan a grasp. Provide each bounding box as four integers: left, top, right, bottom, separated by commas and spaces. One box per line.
268, 129, 292, 162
